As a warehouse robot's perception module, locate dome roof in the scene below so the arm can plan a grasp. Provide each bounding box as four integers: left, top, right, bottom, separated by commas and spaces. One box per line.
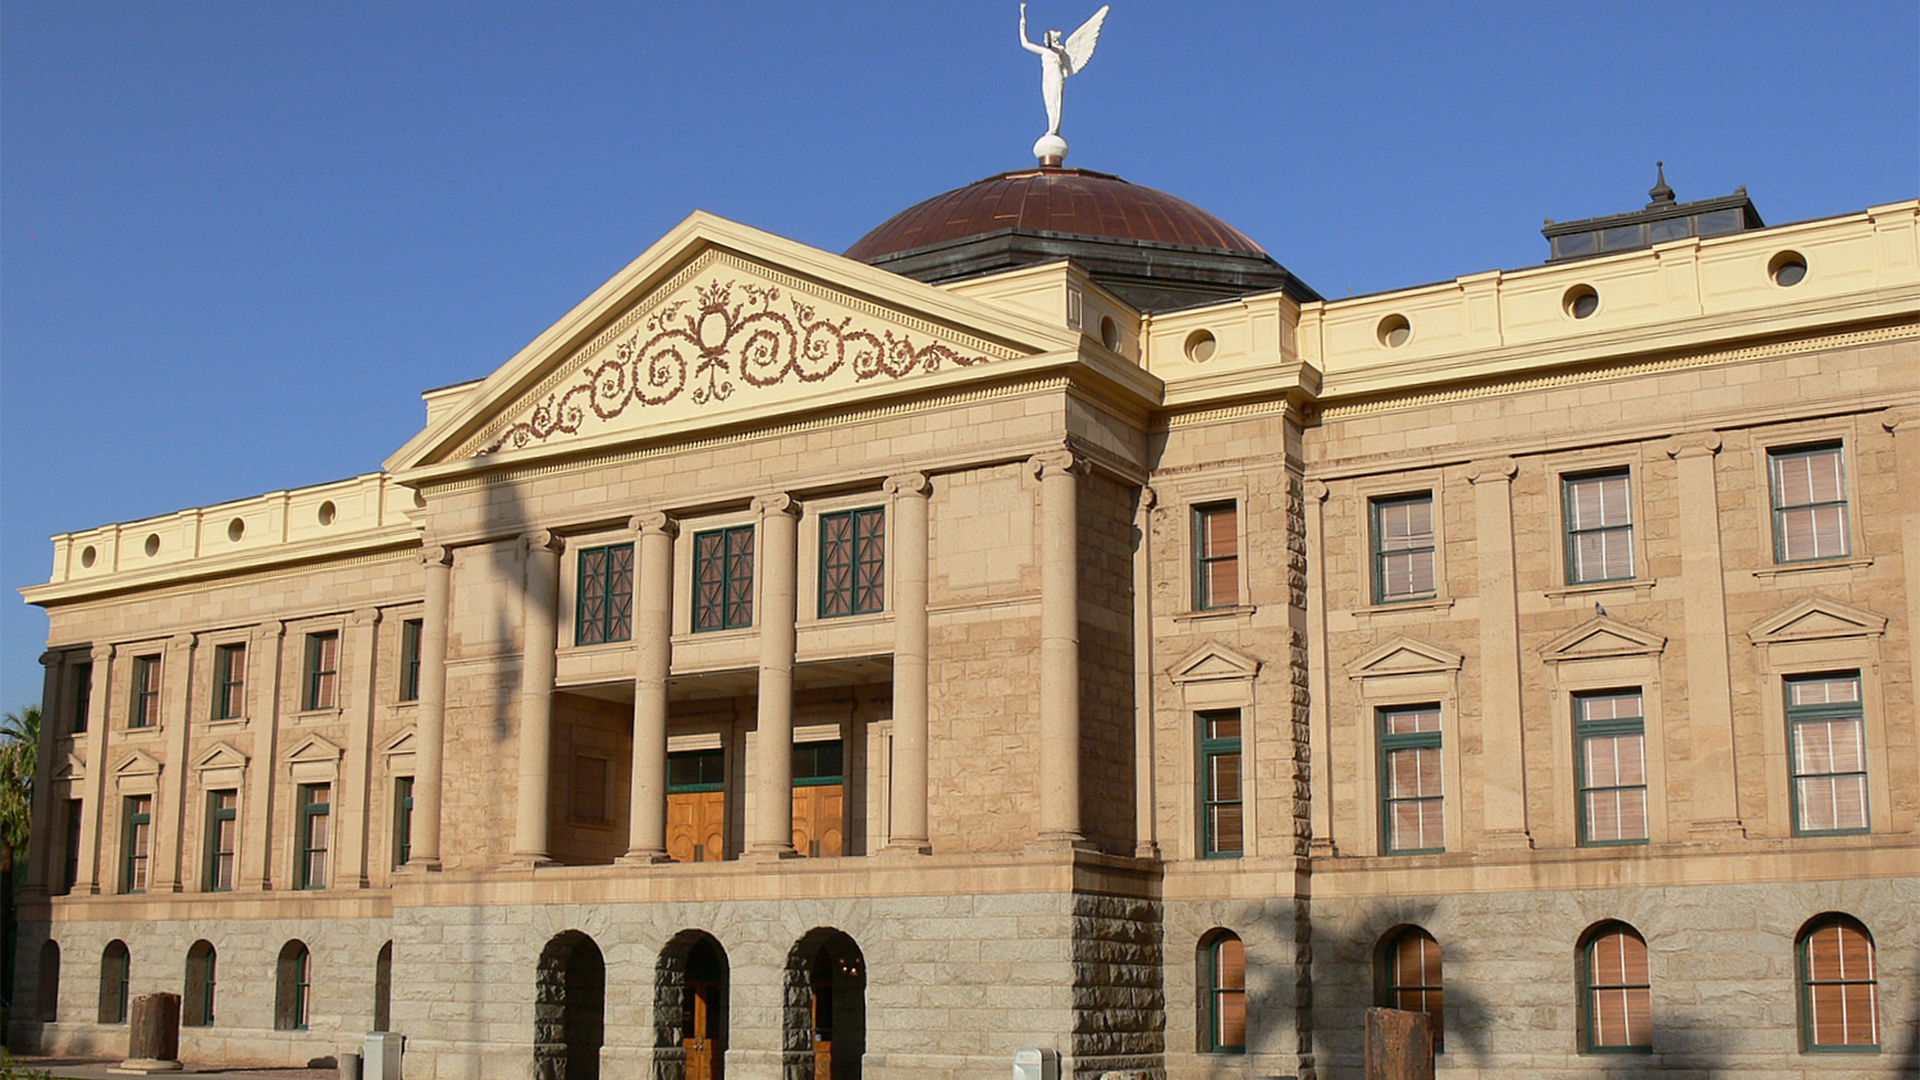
845, 168, 1266, 262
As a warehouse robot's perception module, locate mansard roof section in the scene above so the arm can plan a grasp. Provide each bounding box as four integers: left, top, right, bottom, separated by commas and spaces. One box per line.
386, 212, 1089, 475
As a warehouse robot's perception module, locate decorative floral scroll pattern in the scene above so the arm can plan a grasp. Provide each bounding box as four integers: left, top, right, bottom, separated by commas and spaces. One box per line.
482, 279, 992, 454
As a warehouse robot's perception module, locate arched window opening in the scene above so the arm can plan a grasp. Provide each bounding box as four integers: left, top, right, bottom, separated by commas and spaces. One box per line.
374, 941, 394, 1032
1200, 930, 1245, 1053
786, 928, 866, 1080
183, 941, 217, 1027
535, 930, 605, 1080
98, 940, 130, 1024
1379, 927, 1443, 1053
655, 930, 729, 1080
1799, 915, 1879, 1051
1582, 923, 1651, 1052
37, 940, 61, 1023
275, 941, 311, 1030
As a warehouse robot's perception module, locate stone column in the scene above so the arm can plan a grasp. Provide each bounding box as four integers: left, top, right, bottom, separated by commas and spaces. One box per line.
1466, 458, 1532, 849
335, 607, 381, 887
1665, 433, 1745, 839
748, 494, 801, 859
1031, 450, 1087, 850
1305, 480, 1336, 856
1131, 486, 1161, 859
408, 546, 452, 871
152, 633, 196, 892
622, 513, 677, 864
1885, 410, 1920, 836
240, 622, 284, 891
25, 651, 65, 893
884, 474, 933, 855
513, 531, 563, 866
71, 644, 114, 895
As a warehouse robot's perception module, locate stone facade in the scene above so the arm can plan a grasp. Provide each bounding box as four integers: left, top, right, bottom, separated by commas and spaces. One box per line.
15, 196, 1919, 1080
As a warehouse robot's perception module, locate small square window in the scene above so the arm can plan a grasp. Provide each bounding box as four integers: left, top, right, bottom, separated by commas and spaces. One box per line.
1564, 471, 1633, 584
1372, 495, 1435, 603
693, 526, 754, 631
819, 508, 885, 618
303, 632, 338, 711
1770, 444, 1849, 563
1193, 503, 1239, 610
576, 544, 634, 645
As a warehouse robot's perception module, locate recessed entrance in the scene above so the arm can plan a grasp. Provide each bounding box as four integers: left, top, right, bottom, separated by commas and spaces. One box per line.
787, 928, 866, 1080
657, 931, 730, 1080
535, 931, 604, 1080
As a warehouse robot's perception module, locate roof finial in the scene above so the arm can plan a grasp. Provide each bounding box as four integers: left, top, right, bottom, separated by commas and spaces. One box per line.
1647, 161, 1675, 207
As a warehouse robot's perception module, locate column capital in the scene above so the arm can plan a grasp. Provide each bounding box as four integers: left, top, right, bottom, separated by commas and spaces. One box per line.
883, 473, 932, 499
349, 607, 383, 628
630, 512, 679, 538
168, 633, 197, 651
39, 651, 63, 669
422, 544, 454, 569
525, 530, 565, 555
1305, 479, 1330, 502
1664, 431, 1723, 459
1882, 407, 1918, 435
252, 620, 286, 643
751, 492, 802, 518
1465, 457, 1518, 484
90, 643, 116, 663
1029, 449, 1086, 480
1135, 485, 1157, 512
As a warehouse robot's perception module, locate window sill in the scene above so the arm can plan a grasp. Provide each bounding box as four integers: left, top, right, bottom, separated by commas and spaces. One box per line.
1752, 555, 1873, 579
1544, 579, 1654, 602
1172, 604, 1257, 623
207, 717, 248, 730
118, 726, 162, 739
1352, 597, 1454, 621
563, 638, 634, 654
294, 708, 341, 723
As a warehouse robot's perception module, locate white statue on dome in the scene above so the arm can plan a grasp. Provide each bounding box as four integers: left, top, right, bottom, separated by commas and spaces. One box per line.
1019, 3, 1109, 164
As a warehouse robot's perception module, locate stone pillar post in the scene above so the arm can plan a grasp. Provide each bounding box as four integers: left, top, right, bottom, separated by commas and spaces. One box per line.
622, 513, 677, 864
1466, 458, 1532, 849
1665, 433, 1745, 839
748, 494, 801, 859
884, 474, 933, 855
72, 644, 114, 895
335, 607, 381, 887
409, 546, 452, 871
240, 622, 284, 890
1305, 480, 1336, 855
513, 531, 563, 866
25, 651, 65, 893
1030, 450, 1087, 850
1131, 485, 1161, 859
152, 633, 196, 892
1885, 410, 1920, 836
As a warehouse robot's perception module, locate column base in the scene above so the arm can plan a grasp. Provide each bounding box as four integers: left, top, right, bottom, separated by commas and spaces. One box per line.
1026, 830, 1093, 854
506, 854, 557, 869
1132, 841, 1163, 860
879, 838, 933, 856
1687, 818, 1748, 841
1308, 837, 1337, 858
741, 846, 799, 861
1480, 828, 1535, 851
395, 858, 442, 874
112, 1060, 182, 1075
616, 850, 674, 866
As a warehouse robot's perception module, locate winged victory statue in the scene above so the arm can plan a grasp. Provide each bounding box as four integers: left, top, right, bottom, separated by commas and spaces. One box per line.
1019, 3, 1109, 165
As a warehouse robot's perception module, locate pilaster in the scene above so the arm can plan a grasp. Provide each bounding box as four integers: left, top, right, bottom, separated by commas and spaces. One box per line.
336, 607, 382, 888
406, 545, 452, 872
1305, 479, 1335, 856
1466, 457, 1532, 849
240, 621, 284, 890
71, 644, 114, 895
1664, 432, 1745, 839
884, 473, 933, 855
1030, 449, 1089, 851
151, 632, 196, 892
1131, 484, 1160, 860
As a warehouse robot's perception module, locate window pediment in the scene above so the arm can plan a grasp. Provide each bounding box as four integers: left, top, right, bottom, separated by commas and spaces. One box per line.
283, 732, 345, 767
1345, 636, 1464, 679
193, 741, 250, 772
380, 725, 417, 757
54, 752, 84, 782
1746, 596, 1887, 645
112, 748, 162, 779
1168, 641, 1262, 684
1540, 616, 1667, 663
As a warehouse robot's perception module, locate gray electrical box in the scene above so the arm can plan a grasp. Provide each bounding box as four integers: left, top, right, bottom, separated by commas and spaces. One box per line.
1013, 1047, 1058, 1080
363, 1032, 404, 1080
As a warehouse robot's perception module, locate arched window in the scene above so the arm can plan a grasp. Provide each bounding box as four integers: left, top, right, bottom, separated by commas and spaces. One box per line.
37, 940, 61, 1023
374, 941, 394, 1032
1200, 931, 1245, 1053
1798, 915, 1879, 1051
98, 940, 131, 1024
1380, 927, 1443, 1053
1582, 923, 1651, 1052
183, 941, 217, 1027
275, 941, 311, 1030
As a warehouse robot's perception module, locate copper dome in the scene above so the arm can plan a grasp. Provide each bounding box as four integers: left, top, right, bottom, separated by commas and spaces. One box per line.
845, 168, 1266, 261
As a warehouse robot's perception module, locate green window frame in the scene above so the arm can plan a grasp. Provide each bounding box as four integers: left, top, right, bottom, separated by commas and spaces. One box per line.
122, 796, 152, 894
1582, 923, 1652, 1052
276, 941, 311, 1030
1770, 443, 1849, 563
1379, 705, 1443, 854
398, 619, 423, 702
792, 740, 844, 786
184, 940, 216, 1027
303, 631, 338, 711
1575, 690, 1648, 846
1372, 494, 1435, 603
1198, 710, 1243, 858
297, 783, 330, 889
71, 661, 92, 734
1192, 501, 1240, 609
576, 543, 635, 645
212, 643, 245, 720
129, 654, 161, 728
205, 789, 237, 891
1799, 916, 1879, 1052
99, 940, 130, 1024
1203, 932, 1246, 1053
819, 507, 885, 618
693, 526, 754, 632
668, 748, 726, 793
1564, 470, 1633, 584
1786, 673, 1868, 836
1382, 927, 1444, 1054
393, 776, 414, 867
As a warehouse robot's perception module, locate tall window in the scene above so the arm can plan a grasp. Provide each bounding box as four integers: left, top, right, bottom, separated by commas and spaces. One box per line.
1379, 705, 1443, 854
275, 941, 311, 1030
1564, 471, 1633, 584
183, 941, 217, 1027
122, 795, 152, 894
375, 942, 394, 1032
71, 661, 92, 734
36, 941, 60, 1023
297, 783, 331, 889
1799, 916, 1879, 1051
61, 798, 83, 895
819, 507, 885, 617
1583, 924, 1652, 1052
212, 643, 246, 720
1193, 502, 1239, 609
205, 789, 238, 891
1198, 710, 1243, 857
98, 940, 130, 1024
398, 619, 423, 702
1202, 931, 1246, 1053
303, 631, 339, 711
693, 526, 754, 631
1770, 443, 1849, 562
1382, 927, 1443, 1053
1575, 690, 1648, 845
1786, 673, 1868, 835
1372, 494, 1435, 603
393, 776, 414, 867
129, 654, 161, 728
576, 543, 634, 645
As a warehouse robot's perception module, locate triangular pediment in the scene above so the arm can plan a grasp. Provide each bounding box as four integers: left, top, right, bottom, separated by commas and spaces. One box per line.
1747, 596, 1887, 645
54, 752, 84, 782
113, 748, 162, 778
1168, 642, 1263, 684
380, 725, 416, 757
193, 741, 250, 772
283, 733, 345, 766
1541, 616, 1667, 663
385, 213, 1084, 473
1345, 636, 1464, 679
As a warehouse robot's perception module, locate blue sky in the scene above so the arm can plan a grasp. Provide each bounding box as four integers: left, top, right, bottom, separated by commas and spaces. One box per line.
3, 1, 1915, 708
